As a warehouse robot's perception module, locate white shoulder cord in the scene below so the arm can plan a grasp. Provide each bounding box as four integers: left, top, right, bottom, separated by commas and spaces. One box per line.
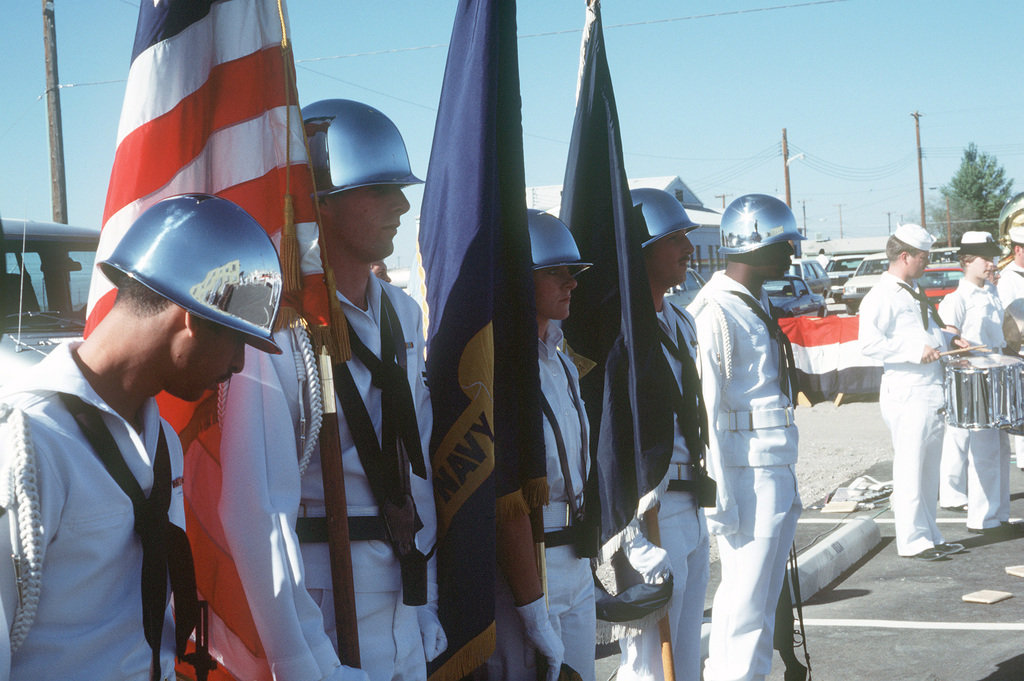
0, 403, 43, 652
291, 325, 322, 478
690, 295, 734, 394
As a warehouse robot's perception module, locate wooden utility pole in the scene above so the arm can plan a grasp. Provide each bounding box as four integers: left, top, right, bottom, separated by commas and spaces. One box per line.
715, 194, 731, 210
42, 0, 68, 224
835, 204, 845, 239
782, 128, 792, 208
945, 195, 952, 246
799, 199, 809, 236
912, 111, 925, 230
885, 211, 894, 235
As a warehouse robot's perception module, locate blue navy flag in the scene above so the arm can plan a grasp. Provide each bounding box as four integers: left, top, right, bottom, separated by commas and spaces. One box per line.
559, 1, 675, 557
418, 0, 542, 678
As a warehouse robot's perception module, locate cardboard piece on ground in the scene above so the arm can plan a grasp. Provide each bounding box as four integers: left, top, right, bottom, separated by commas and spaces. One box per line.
962, 590, 1013, 604
1005, 565, 1024, 578
821, 500, 858, 514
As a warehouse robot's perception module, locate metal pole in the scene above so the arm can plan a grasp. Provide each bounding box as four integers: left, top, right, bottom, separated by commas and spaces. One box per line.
945, 196, 952, 246
912, 111, 925, 230
42, 0, 68, 224
782, 128, 792, 208
835, 204, 844, 239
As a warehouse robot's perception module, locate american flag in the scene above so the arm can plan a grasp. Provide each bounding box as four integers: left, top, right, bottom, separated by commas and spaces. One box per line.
86, 1, 333, 678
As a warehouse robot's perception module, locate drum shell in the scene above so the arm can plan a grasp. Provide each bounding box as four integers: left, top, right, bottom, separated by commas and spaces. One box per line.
942, 354, 1024, 430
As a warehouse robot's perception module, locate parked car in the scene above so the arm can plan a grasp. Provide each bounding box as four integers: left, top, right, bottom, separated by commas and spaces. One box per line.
789, 258, 830, 297
665, 268, 707, 308
1, 217, 99, 385
825, 254, 866, 303
764, 275, 827, 317
842, 252, 888, 314
918, 265, 963, 306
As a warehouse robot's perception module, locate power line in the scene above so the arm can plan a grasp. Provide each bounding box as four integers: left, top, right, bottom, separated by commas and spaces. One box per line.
295, 0, 854, 63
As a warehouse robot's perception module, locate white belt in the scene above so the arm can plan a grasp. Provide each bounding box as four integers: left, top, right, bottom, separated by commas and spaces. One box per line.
716, 406, 795, 431
542, 493, 584, 530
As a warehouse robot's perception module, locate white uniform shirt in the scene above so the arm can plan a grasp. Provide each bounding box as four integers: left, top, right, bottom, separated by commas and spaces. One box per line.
859, 271, 948, 386
938, 279, 1006, 350
538, 324, 589, 527
219, 276, 435, 681
689, 272, 799, 530
659, 302, 699, 480
997, 261, 1024, 308
0, 343, 183, 681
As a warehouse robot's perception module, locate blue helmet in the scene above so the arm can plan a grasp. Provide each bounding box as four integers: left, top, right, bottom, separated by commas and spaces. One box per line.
527, 210, 591, 275
303, 99, 422, 197
719, 194, 805, 255
99, 194, 283, 354
632, 188, 699, 248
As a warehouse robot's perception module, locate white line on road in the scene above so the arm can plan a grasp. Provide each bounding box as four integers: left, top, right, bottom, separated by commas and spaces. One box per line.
800, 618, 1024, 631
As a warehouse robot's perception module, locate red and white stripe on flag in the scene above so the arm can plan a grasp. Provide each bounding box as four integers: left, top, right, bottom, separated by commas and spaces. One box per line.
86, 2, 324, 678
87, 0, 324, 330
779, 316, 883, 400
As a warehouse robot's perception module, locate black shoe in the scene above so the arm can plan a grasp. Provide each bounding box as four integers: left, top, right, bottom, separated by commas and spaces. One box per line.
902, 548, 946, 561
935, 542, 964, 555
941, 504, 968, 513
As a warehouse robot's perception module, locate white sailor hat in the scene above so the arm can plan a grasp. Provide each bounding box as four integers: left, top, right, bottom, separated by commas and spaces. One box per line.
893, 223, 934, 252
1008, 226, 1024, 246
958, 231, 1001, 258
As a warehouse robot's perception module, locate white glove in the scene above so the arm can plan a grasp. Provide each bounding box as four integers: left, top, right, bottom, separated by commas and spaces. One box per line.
417, 601, 448, 662
705, 508, 739, 536
324, 664, 370, 681
623, 534, 672, 584
515, 595, 564, 681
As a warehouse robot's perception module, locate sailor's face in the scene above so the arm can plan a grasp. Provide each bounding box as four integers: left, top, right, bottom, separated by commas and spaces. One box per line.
169, 315, 246, 401
534, 266, 577, 324
320, 184, 411, 264
760, 241, 794, 279
645, 230, 694, 290
905, 249, 929, 280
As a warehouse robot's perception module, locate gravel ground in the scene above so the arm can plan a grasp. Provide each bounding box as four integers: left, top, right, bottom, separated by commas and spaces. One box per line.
791, 394, 893, 505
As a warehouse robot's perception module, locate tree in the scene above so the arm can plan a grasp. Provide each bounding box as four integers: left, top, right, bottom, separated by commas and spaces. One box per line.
928, 143, 1014, 245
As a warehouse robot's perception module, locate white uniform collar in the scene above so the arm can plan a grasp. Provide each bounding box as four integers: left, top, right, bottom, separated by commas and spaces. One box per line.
337, 272, 383, 324
538, 322, 564, 360
880, 270, 920, 292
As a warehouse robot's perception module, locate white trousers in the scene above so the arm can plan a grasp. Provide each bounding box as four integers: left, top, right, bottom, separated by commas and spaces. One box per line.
880, 380, 945, 556
939, 426, 969, 509
488, 543, 597, 681
704, 466, 801, 681
617, 493, 710, 681
311, 587, 426, 681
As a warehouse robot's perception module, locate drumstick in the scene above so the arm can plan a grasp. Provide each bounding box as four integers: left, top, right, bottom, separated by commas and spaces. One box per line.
939, 345, 987, 357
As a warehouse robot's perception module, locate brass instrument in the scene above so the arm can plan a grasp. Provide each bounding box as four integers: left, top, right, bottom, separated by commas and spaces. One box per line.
998, 193, 1024, 353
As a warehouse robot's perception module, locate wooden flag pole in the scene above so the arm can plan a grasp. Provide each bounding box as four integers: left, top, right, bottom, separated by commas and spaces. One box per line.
643, 508, 676, 681
317, 349, 361, 667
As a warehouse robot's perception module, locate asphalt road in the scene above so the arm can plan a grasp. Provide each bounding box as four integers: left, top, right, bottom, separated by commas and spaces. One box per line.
595, 396, 1024, 681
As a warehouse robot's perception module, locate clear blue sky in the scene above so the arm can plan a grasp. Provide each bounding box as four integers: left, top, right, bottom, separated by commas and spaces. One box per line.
3, 0, 1023, 269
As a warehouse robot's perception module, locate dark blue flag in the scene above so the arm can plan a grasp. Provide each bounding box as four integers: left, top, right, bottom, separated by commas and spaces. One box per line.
418, 0, 542, 677
559, 2, 676, 557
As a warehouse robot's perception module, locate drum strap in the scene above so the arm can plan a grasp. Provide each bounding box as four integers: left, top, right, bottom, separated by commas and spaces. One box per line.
897, 282, 945, 330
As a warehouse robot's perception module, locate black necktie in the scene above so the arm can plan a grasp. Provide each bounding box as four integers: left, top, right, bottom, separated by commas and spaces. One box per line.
58, 394, 198, 681
659, 312, 709, 462
897, 282, 945, 330
728, 291, 800, 403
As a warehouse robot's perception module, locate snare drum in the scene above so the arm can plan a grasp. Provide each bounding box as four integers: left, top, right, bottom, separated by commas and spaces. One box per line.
942, 354, 1024, 429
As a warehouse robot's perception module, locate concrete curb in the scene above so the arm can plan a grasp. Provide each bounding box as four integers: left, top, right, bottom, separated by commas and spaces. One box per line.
700, 517, 881, 658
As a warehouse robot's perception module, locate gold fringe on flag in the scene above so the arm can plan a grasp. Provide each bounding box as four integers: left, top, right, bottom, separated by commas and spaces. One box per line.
280, 194, 303, 293
496, 488, 531, 524
521, 476, 550, 510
